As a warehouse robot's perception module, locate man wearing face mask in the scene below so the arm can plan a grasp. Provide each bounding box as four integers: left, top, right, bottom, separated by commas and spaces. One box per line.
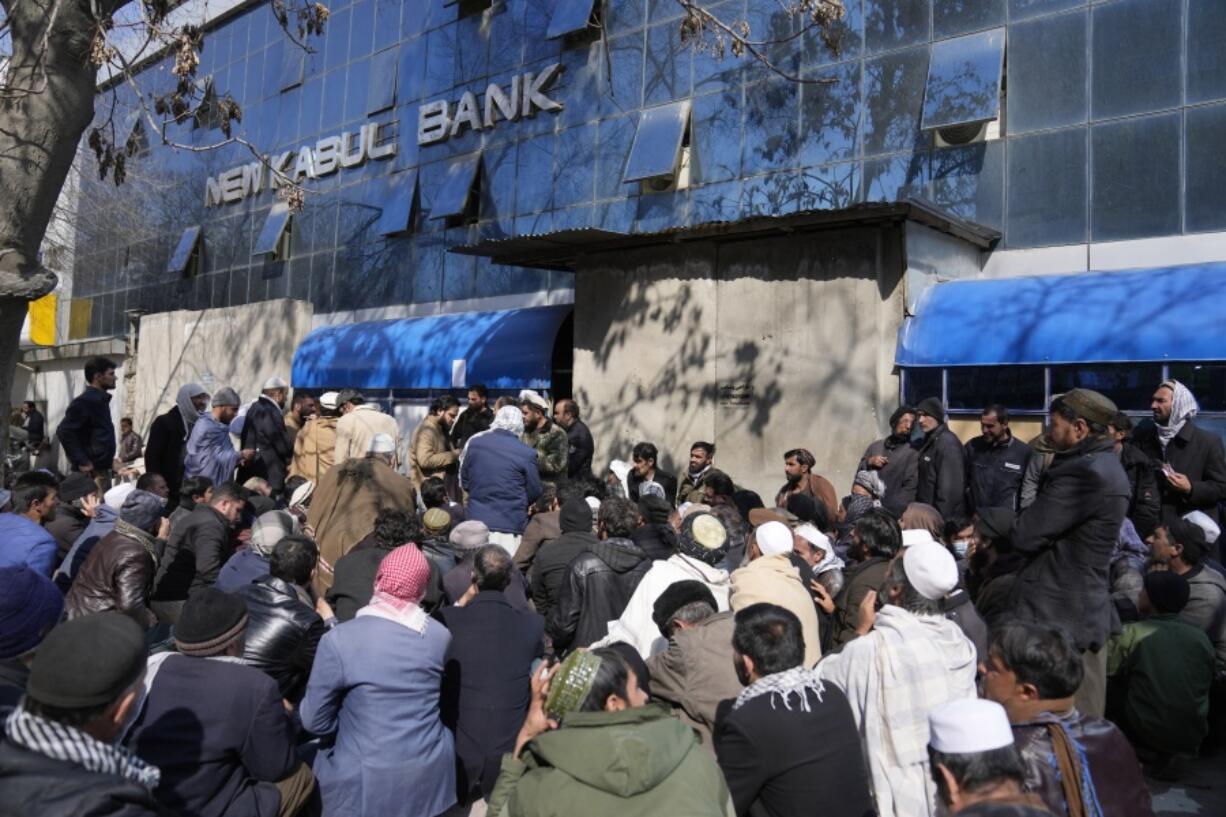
859, 407, 920, 517
0, 613, 165, 815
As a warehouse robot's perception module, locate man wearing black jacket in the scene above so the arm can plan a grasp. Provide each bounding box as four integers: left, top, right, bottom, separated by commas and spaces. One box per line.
531, 496, 599, 617
1109, 412, 1162, 539
451, 384, 494, 450
964, 405, 1030, 514
554, 398, 594, 479
150, 481, 246, 624
915, 397, 968, 528
57, 356, 118, 492
240, 377, 294, 499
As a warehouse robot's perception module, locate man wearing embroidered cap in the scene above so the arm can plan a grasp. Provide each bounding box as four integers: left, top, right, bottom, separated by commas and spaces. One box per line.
927, 699, 1050, 815
1008, 388, 1130, 718
520, 389, 568, 483
291, 390, 339, 484
239, 376, 294, 499
816, 537, 977, 817
729, 521, 822, 667
714, 603, 874, 817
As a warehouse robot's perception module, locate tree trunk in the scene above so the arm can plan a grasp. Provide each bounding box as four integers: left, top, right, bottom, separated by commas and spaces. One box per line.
0, 0, 115, 475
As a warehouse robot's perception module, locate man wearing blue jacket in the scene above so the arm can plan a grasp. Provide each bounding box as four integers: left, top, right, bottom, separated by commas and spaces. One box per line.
56, 356, 118, 493
461, 406, 542, 555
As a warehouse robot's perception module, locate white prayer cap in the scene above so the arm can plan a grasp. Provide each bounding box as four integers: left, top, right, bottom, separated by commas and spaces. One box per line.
368, 433, 396, 454
519, 389, 549, 410
104, 482, 136, 511
795, 523, 832, 555
755, 521, 793, 557
318, 391, 340, 411
1183, 510, 1221, 545
928, 698, 1015, 754
262, 376, 289, 390
585, 496, 601, 513
902, 528, 938, 548
903, 540, 959, 600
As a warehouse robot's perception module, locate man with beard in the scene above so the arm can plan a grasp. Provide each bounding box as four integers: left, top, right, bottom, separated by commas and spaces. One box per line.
240, 376, 295, 499
915, 398, 969, 529
520, 390, 568, 483
0, 472, 61, 575
678, 441, 716, 506
185, 388, 256, 489
1132, 380, 1226, 545
774, 448, 837, 522
410, 396, 461, 493
553, 398, 594, 480
859, 408, 919, 517
451, 384, 494, 450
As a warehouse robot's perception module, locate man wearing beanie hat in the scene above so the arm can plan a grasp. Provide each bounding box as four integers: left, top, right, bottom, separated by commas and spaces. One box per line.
914, 397, 969, 530
0, 612, 165, 815
816, 538, 976, 817
592, 512, 733, 659
184, 387, 257, 490
1107, 570, 1215, 767
729, 521, 821, 667
129, 588, 315, 816
64, 489, 168, 628
0, 566, 64, 706
859, 406, 920, 517
530, 495, 599, 618
1009, 388, 1131, 719
45, 471, 100, 561
927, 699, 1047, 815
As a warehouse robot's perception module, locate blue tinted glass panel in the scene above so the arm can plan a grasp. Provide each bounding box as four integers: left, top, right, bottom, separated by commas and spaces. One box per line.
373, 0, 400, 52
1091, 0, 1182, 120
1006, 128, 1087, 248
429, 152, 482, 219
1168, 363, 1226, 412
167, 226, 201, 275
324, 7, 351, 72
623, 100, 691, 182
606, 0, 645, 36
691, 89, 743, 185
479, 140, 518, 223
742, 1, 802, 81
946, 366, 1046, 412
743, 78, 800, 175
800, 60, 861, 166
930, 140, 1003, 230
863, 46, 929, 156
1051, 364, 1162, 411
1091, 113, 1181, 242
802, 0, 863, 68
1007, 10, 1087, 134
344, 59, 371, 123
903, 367, 944, 407
547, 0, 597, 38
860, 152, 927, 202
397, 38, 426, 104
601, 34, 644, 116
455, 15, 489, 81
367, 47, 398, 114
1188, 0, 1226, 104
376, 170, 419, 235
517, 134, 556, 213
1008, 0, 1083, 21
349, 0, 374, 61
1186, 103, 1226, 233
921, 28, 1004, 130
253, 204, 291, 256
595, 114, 637, 199
864, 0, 930, 54
554, 124, 597, 209
644, 23, 692, 106
933, 0, 1004, 39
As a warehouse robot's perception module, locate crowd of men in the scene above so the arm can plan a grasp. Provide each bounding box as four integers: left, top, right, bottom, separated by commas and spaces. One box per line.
1, 357, 1225, 817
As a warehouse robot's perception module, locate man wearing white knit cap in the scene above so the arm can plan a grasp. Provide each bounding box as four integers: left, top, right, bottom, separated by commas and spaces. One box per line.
240, 375, 293, 498
728, 521, 821, 666
815, 538, 977, 817
927, 699, 1051, 815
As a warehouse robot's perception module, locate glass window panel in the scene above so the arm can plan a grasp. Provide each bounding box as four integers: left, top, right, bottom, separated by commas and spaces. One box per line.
1008, 0, 1083, 22
366, 46, 398, 114
795, 161, 858, 210
1188, 0, 1226, 105
1186, 103, 1226, 233
423, 24, 456, 98
516, 135, 557, 214
1091, 0, 1182, 120
606, 0, 645, 36
623, 100, 691, 182
930, 140, 1004, 230
373, 0, 401, 52
802, 0, 863, 69
1168, 364, 1226, 413
253, 204, 292, 256
344, 59, 371, 123
860, 152, 927, 203
455, 14, 489, 81
595, 114, 637, 199
397, 37, 427, 105
742, 77, 800, 175
479, 140, 518, 222
429, 152, 483, 220
741, 1, 802, 82
644, 22, 692, 106
800, 60, 861, 167
1007, 10, 1087, 135
864, 0, 930, 55
946, 366, 1046, 412
349, 0, 374, 61
863, 46, 929, 156
1051, 364, 1163, 411
547, 0, 597, 38
324, 7, 351, 72
933, 0, 1004, 39
375, 170, 419, 235
691, 89, 743, 185
601, 33, 644, 117
1006, 128, 1087, 248
167, 226, 201, 275
553, 123, 597, 209
1090, 113, 1181, 242
921, 28, 1005, 131
903, 367, 944, 407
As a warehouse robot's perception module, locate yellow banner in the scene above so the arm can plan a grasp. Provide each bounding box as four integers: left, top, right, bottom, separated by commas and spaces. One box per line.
27, 293, 57, 346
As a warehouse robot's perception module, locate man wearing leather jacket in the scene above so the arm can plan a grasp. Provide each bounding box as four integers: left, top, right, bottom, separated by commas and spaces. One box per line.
982, 622, 1154, 817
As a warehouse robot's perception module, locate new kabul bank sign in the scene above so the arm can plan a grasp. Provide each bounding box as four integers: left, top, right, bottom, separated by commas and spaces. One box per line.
203, 63, 564, 207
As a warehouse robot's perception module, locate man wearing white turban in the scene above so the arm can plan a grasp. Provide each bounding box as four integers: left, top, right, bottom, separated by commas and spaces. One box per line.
461, 406, 542, 555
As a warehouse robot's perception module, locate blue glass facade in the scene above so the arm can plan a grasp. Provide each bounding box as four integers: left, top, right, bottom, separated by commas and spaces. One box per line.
70, 0, 1226, 339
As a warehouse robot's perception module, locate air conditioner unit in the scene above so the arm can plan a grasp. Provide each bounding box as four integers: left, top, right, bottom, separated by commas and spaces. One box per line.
641, 146, 692, 194
933, 118, 1001, 148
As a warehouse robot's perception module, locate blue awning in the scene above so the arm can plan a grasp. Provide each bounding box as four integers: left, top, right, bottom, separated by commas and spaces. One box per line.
896, 262, 1226, 367
292, 304, 572, 390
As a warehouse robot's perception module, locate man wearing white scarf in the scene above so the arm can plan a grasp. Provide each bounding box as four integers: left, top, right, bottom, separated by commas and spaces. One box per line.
1134, 379, 1226, 548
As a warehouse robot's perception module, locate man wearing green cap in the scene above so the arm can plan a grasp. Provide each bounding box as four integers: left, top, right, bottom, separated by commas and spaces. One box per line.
1008, 389, 1131, 718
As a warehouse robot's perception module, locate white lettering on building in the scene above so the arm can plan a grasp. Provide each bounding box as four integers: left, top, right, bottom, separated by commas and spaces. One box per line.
417, 63, 563, 146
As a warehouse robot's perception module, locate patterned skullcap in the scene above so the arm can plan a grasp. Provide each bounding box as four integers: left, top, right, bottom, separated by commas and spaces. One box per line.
545, 650, 604, 721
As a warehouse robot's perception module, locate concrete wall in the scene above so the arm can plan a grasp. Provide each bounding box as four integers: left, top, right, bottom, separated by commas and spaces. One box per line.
133, 299, 314, 434
574, 225, 907, 502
